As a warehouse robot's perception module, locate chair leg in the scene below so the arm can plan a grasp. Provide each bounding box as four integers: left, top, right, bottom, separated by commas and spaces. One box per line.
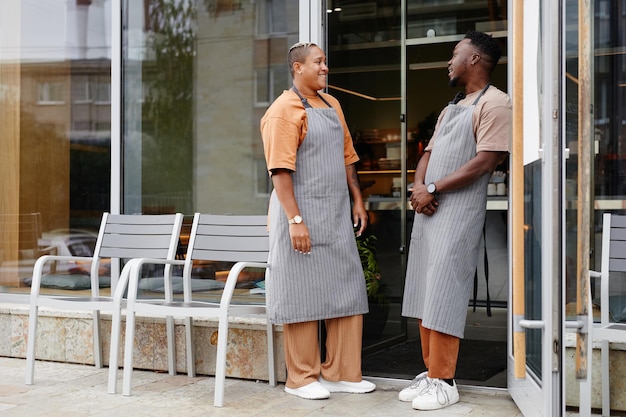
25, 305, 39, 385
122, 311, 137, 396
266, 320, 275, 387
107, 306, 123, 394
93, 310, 103, 369
578, 281, 593, 417
184, 317, 196, 377
213, 315, 229, 407
601, 340, 610, 416
166, 315, 176, 376
578, 336, 592, 417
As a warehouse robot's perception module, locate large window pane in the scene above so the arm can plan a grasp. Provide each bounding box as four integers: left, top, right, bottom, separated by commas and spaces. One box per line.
122, 0, 297, 300
0, 1, 111, 293
123, 0, 297, 217
564, 0, 626, 325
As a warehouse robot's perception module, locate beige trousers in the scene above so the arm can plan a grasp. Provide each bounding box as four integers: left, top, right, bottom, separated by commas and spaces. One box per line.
283, 315, 363, 389
419, 319, 460, 379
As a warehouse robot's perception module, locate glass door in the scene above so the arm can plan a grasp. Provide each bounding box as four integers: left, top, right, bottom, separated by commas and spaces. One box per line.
327, 0, 512, 383
403, 1, 509, 387
325, 0, 407, 360
507, 0, 565, 415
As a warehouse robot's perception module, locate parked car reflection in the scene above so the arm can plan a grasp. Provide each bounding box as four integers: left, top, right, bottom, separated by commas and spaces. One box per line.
21, 229, 110, 290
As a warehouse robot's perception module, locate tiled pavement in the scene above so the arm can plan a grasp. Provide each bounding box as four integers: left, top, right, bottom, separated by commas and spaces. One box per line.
0, 357, 597, 417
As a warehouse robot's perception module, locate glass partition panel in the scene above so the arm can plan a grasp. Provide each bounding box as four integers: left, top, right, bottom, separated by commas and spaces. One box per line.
0, 1, 111, 294
326, 0, 405, 354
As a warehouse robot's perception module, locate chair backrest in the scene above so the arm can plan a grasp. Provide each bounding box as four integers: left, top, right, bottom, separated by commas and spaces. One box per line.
599, 213, 626, 325
605, 213, 626, 274
92, 213, 184, 291
185, 214, 269, 264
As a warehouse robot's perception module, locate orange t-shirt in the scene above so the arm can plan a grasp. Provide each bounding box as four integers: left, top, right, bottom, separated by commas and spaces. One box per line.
260, 89, 359, 173
425, 86, 511, 154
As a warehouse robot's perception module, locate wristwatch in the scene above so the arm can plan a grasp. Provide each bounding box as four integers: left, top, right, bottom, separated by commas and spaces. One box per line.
426, 183, 437, 195
288, 215, 303, 225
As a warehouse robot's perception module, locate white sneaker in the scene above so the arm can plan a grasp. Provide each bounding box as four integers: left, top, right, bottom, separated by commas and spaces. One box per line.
318, 376, 376, 393
284, 381, 330, 400
398, 371, 430, 402
411, 378, 459, 410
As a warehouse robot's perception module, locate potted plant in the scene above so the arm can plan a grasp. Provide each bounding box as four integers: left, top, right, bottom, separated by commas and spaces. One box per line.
356, 232, 390, 339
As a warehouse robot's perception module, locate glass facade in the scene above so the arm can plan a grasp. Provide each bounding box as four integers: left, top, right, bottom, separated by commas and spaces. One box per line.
1, 0, 626, 400
0, 0, 296, 295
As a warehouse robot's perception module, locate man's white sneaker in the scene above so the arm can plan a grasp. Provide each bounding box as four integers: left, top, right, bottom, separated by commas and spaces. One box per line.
284, 381, 330, 400
411, 378, 459, 410
398, 371, 430, 402
318, 377, 376, 393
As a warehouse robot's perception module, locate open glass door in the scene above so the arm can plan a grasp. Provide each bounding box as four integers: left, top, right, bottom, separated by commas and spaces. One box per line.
507, 0, 568, 415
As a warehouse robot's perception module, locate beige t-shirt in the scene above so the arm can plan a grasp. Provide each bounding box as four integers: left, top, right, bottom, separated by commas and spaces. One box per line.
425, 86, 511, 153
260, 89, 359, 173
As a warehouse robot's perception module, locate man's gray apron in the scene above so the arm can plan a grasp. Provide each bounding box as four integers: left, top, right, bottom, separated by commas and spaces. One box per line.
266, 87, 368, 325
402, 85, 491, 338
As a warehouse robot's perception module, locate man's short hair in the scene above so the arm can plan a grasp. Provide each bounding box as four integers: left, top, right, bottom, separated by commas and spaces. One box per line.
464, 31, 502, 71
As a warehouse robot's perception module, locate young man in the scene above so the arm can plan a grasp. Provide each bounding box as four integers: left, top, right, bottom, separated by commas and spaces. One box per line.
400, 31, 511, 411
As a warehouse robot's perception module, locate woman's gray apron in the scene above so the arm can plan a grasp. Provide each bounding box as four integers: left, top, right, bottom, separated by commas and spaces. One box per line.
266, 88, 368, 325
402, 85, 491, 338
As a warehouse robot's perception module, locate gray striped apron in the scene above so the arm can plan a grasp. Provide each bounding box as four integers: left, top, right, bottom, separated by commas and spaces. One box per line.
266, 87, 368, 325
402, 85, 491, 338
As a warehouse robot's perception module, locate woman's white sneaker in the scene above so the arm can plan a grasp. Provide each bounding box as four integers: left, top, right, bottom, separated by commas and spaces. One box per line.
284, 381, 330, 400
318, 377, 376, 393
398, 371, 430, 402
411, 378, 459, 410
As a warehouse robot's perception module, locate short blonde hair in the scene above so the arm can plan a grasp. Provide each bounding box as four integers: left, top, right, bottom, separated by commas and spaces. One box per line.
288, 42, 317, 78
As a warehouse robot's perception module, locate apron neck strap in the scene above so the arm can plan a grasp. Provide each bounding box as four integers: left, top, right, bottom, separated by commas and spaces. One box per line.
292, 86, 332, 108
449, 83, 491, 106
471, 83, 491, 105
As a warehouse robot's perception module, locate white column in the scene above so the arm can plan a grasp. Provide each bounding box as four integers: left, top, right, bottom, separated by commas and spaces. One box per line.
299, 0, 323, 47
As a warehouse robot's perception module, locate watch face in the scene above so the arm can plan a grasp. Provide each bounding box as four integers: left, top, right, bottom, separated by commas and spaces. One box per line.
427, 183, 436, 194
289, 215, 303, 224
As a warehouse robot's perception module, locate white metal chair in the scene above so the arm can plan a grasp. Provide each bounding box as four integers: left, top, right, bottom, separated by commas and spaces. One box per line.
25, 212, 184, 385
107, 213, 275, 407
583, 213, 626, 416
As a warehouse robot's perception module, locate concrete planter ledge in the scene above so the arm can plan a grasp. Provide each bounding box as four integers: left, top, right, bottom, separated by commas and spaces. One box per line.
0, 302, 286, 383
